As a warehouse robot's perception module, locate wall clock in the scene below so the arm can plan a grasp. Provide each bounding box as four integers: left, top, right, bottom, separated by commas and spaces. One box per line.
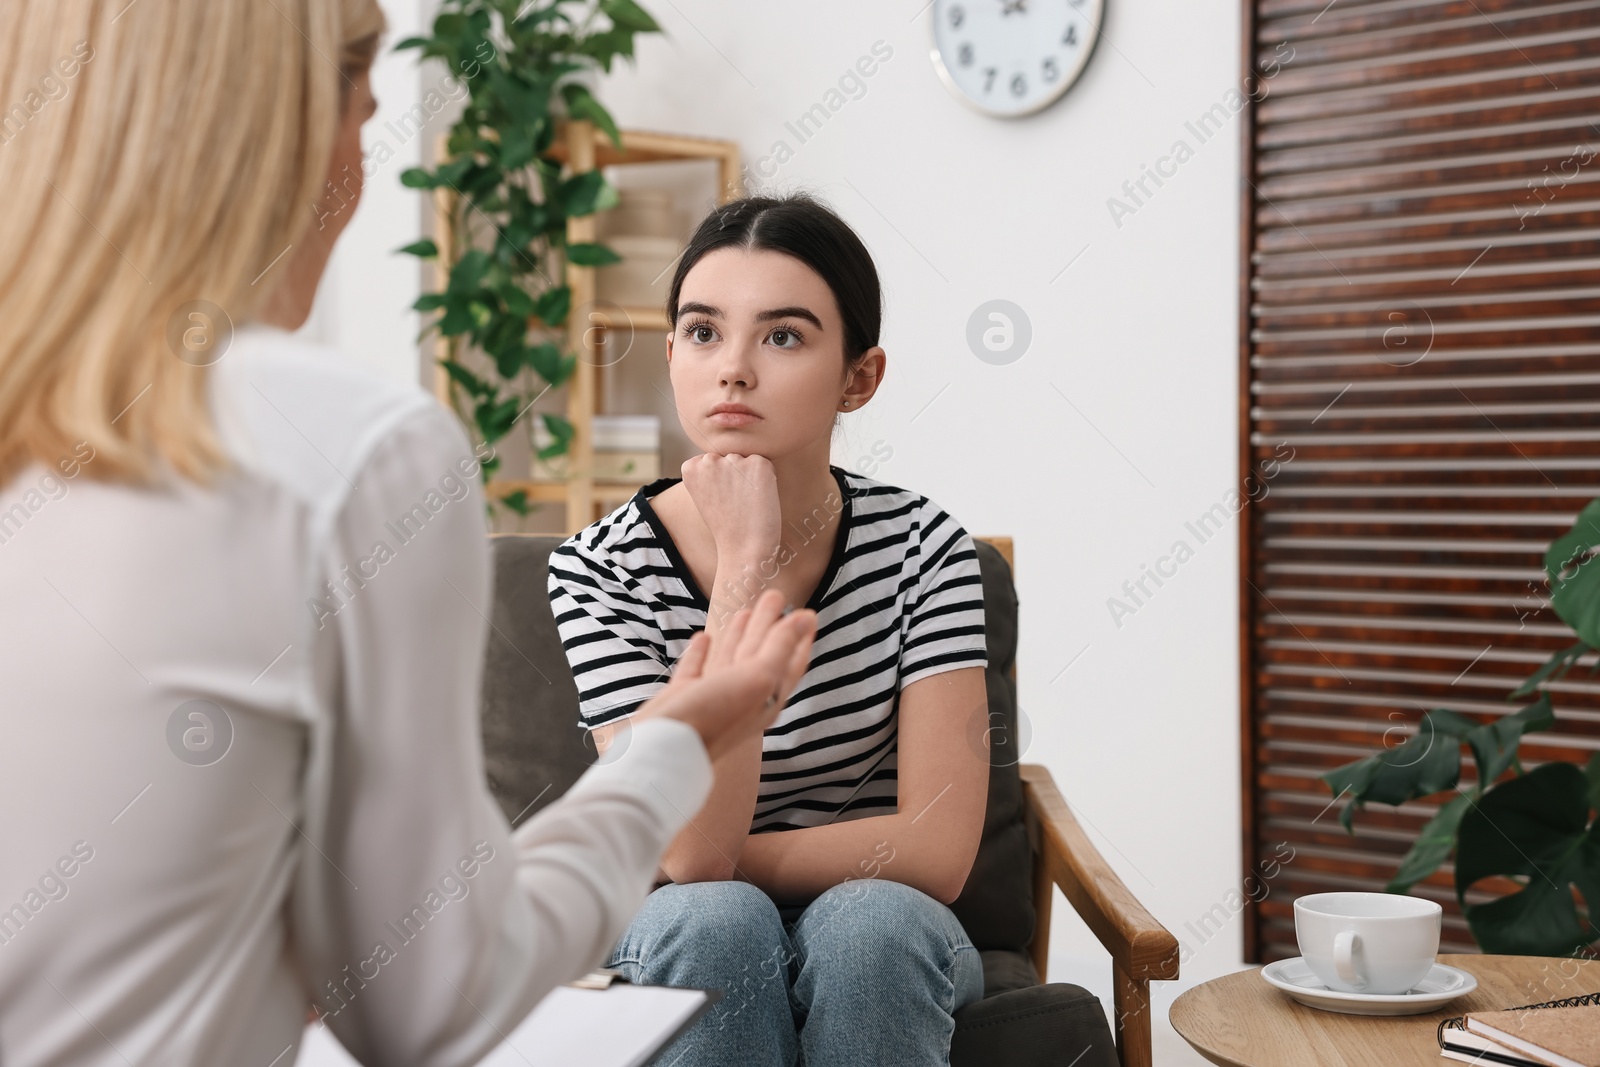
930, 0, 1105, 118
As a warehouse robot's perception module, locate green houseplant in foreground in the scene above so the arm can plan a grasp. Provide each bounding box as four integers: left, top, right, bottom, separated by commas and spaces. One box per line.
1326, 499, 1600, 957
394, 0, 660, 515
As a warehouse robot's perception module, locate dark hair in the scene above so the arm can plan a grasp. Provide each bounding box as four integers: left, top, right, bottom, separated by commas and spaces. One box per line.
667, 194, 882, 368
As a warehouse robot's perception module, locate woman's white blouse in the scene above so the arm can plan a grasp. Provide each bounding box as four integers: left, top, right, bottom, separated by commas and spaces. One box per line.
0, 323, 713, 1065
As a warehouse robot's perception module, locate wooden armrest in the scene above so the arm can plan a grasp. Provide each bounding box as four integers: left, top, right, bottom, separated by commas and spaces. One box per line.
1020, 764, 1179, 982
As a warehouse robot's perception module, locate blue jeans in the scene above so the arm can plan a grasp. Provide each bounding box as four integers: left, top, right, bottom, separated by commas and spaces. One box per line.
604, 878, 985, 1067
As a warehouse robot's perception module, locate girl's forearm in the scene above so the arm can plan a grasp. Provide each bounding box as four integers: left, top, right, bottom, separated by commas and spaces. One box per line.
736, 811, 978, 905
659, 555, 774, 882
658, 730, 761, 882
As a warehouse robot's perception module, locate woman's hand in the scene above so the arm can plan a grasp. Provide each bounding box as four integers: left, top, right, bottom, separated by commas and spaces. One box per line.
632, 588, 816, 761
680, 452, 783, 561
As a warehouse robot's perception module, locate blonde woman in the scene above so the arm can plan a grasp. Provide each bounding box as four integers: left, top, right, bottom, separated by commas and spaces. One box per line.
0, 2, 816, 1063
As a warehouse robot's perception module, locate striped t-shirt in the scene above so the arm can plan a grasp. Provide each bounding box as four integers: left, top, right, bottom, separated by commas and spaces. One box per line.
545, 464, 989, 833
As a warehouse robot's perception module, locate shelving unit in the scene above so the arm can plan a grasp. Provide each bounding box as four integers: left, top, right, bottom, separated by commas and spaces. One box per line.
431, 120, 743, 534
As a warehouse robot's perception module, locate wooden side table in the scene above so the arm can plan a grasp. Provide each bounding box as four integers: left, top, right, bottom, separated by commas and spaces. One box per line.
1170, 954, 1600, 1067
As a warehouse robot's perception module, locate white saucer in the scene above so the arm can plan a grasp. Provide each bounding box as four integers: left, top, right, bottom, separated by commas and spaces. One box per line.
1260, 957, 1478, 1016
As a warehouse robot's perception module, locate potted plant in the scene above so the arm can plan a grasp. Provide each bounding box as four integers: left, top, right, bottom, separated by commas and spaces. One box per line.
1325, 500, 1600, 957
394, 0, 661, 516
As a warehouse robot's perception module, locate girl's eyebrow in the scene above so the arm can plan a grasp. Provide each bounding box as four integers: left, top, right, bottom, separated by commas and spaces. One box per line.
677, 301, 824, 330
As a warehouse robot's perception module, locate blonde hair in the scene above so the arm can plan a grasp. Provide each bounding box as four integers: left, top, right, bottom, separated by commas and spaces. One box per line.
0, 0, 386, 489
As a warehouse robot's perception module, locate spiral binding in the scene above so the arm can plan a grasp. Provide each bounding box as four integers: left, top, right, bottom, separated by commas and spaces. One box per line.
1437, 987, 1600, 1045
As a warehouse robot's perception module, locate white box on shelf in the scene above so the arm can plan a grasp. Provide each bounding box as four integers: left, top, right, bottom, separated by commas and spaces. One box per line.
595, 234, 681, 309
533, 414, 661, 483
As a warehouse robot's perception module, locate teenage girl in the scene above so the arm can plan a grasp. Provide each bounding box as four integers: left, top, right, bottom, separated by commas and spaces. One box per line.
548, 193, 992, 1066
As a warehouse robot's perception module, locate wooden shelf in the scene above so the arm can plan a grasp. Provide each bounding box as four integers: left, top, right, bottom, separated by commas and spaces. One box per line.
488, 479, 650, 507
587, 305, 672, 332
542, 124, 743, 173
433, 120, 742, 533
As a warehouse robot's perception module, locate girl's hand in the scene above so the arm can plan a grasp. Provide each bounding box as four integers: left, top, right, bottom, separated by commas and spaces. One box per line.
632, 588, 816, 761
680, 452, 783, 561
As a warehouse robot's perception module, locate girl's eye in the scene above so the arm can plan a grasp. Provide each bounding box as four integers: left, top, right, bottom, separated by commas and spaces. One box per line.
679, 320, 802, 347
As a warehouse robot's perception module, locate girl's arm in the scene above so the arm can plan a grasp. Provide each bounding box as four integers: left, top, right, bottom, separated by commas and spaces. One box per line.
655, 550, 775, 882
734, 666, 990, 905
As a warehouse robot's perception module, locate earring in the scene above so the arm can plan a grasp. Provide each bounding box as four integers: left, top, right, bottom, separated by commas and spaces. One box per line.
843, 400, 851, 407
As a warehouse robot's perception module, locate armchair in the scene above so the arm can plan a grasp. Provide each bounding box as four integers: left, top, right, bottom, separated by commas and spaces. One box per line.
477, 532, 1178, 1066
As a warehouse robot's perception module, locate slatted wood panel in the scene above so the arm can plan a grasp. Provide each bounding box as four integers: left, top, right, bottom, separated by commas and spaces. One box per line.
1238, 0, 1600, 963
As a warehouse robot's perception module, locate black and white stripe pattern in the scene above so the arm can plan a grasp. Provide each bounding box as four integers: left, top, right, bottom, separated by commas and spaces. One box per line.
546, 464, 989, 833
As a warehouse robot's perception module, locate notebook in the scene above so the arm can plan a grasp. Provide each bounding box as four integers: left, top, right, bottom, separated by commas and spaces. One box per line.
1439, 990, 1600, 1067
298, 977, 719, 1067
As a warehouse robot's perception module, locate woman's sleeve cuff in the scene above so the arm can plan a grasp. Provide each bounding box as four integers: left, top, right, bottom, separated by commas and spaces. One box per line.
563, 716, 714, 836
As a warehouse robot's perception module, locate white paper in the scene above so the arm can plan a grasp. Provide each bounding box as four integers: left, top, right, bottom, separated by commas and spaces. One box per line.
295, 983, 712, 1067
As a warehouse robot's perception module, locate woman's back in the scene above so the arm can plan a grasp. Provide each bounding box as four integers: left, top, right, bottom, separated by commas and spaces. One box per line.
0, 324, 465, 1062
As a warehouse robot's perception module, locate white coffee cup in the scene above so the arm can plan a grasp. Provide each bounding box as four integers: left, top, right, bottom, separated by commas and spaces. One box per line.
1293, 891, 1441, 994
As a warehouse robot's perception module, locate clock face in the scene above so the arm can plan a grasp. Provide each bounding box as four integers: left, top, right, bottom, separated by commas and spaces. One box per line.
930, 0, 1105, 118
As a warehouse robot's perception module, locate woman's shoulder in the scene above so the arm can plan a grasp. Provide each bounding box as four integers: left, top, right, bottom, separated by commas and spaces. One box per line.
209, 323, 447, 507
218, 322, 430, 418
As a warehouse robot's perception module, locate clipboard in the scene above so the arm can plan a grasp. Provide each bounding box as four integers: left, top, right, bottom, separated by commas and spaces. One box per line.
298, 977, 721, 1067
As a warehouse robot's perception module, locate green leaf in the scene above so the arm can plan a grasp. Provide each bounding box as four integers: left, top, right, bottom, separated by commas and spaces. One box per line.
1586, 752, 1600, 813
392, 35, 432, 51
400, 167, 437, 189
1455, 760, 1600, 956
526, 342, 564, 382
578, 26, 637, 72
496, 124, 539, 171
1512, 641, 1592, 699
449, 249, 492, 291
559, 170, 619, 217
476, 395, 522, 441
433, 155, 475, 190
1387, 792, 1472, 893
537, 412, 575, 459
1323, 709, 1468, 831
511, 4, 572, 32
432, 11, 467, 41
1462, 694, 1555, 790
396, 238, 439, 258
600, 0, 661, 33
534, 285, 571, 327
562, 83, 621, 148
1546, 498, 1600, 647
460, 161, 504, 199
439, 359, 492, 399
567, 241, 622, 266
502, 285, 537, 319
413, 293, 449, 312
499, 489, 531, 517
493, 347, 527, 381
438, 299, 478, 336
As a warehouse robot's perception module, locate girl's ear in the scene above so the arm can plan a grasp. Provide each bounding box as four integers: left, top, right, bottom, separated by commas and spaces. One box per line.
844, 346, 887, 406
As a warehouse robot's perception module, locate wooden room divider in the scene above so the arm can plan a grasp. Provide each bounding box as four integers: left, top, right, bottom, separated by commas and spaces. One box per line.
1236, 0, 1600, 961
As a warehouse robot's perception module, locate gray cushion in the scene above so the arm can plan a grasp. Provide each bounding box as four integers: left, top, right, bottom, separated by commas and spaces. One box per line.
947, 540, 1035, 955
980, 949, 1040, 996
478, 535, 592, 827
951, 982, 1120, 1067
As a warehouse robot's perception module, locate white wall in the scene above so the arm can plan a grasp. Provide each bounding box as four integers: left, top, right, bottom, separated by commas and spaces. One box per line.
298, 0, 428, 385
325, 1, 1250, 1059
591, 4, 1249, 1058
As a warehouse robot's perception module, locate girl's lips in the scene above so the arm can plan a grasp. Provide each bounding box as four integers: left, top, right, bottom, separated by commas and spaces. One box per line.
708, 411, 761, 427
